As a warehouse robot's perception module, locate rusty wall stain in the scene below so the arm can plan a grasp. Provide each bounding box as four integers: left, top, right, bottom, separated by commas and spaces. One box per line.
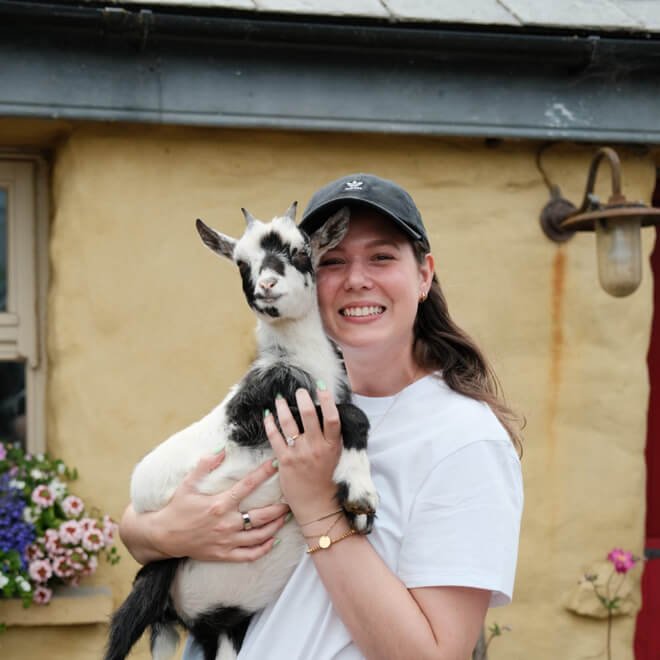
546, 246, 566, 460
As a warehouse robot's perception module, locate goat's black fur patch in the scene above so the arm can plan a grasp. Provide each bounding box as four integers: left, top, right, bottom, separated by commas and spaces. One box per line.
239, 266, 256, 309
190, 605, 251, 660
260, 253, 285, 276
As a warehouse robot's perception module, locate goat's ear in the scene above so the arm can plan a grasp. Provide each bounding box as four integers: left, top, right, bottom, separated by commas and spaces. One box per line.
310, 206, 350, 259
284, 201, 298, 222
196, 219, 237, 260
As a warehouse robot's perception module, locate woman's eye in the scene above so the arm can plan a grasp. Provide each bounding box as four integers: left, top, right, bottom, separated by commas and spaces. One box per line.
373, 253, 395, 261
319, 258, 344, 267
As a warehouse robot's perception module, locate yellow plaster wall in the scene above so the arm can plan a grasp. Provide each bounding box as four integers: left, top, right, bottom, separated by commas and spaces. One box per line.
0, 121, 655, 659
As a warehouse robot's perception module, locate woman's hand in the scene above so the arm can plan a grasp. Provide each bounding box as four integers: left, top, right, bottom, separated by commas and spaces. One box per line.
120, 451, 290, 564
264, 386, 343, 523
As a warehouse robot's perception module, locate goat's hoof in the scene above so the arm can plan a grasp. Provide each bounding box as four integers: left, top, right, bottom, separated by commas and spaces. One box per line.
343, 495, 378, 535
345, 506, 376, 535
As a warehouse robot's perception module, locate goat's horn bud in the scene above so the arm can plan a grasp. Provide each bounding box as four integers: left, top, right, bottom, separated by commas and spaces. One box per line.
241, 208, 256, 227
284, 201, 298, 221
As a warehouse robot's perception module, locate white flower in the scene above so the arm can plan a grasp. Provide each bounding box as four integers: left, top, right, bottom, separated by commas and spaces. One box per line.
36, 453, 44, 461
9, 479, 26, 490
0, 574, 9, 589
57, 463, 66, 474
30, 468, 45, 480
49, 478, 67, 499
19, 580, 32, 592
23, 506, 38, 524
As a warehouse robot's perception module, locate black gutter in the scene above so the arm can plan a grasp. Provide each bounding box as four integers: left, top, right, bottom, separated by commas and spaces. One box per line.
2, 0, 659, 70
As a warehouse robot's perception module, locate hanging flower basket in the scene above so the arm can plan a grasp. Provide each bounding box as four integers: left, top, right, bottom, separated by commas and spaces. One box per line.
0, 441, 119, 630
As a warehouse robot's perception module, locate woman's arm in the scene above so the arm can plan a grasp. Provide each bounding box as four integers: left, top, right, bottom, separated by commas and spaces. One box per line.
119, 450, 290, 564
265, 388, 490, 660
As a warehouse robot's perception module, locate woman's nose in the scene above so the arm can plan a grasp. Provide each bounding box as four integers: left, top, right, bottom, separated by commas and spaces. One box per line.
344, 260, 371, 290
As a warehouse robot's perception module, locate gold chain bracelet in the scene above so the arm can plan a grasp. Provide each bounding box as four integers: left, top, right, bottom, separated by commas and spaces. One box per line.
306, 528, 357, 554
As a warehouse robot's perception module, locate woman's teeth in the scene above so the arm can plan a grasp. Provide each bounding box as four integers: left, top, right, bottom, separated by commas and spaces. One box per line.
341, 306, 384, 317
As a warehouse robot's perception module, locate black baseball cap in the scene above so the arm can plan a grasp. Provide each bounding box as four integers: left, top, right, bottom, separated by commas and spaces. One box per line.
300, 173, 430, 248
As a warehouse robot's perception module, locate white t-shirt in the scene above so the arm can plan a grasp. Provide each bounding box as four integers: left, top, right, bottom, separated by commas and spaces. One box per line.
185, 374, 524, 660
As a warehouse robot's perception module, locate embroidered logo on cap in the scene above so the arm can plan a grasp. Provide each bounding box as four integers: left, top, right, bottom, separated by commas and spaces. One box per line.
344, 180, 363, 191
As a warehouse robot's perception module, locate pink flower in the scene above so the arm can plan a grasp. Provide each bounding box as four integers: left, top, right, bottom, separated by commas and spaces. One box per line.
28, 559, 53, 583
31, 484, 55, 507
25, 543, 44, 562
52, 556, 74, 579
68, 548, 88, 571
81, 555, 98, 576
33, 585, 52, 605
81, 528, 104, 552
44, 530, 65, 556
607, 548, 638, 574
103, 520, 117, 546
0, 442, 6, 460
59, 520, 82, 545
61, 495, 84, 518
79, 517, 100, 532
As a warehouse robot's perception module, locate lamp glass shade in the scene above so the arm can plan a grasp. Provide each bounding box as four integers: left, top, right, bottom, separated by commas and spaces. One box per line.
595, 217, 642, 297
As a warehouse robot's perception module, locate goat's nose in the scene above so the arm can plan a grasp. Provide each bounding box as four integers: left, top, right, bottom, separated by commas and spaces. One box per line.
259, 277, 278, 290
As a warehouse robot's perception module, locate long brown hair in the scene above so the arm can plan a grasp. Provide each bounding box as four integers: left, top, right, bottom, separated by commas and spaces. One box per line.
412, 242, 524, 456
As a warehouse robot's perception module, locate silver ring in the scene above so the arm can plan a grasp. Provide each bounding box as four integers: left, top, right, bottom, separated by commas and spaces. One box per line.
241, 511, 253, 531
285, 434, 299, 447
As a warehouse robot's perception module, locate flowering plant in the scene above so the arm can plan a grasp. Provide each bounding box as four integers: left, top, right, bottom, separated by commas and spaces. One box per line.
0, 441, 119, 622
577, 548, 640, 660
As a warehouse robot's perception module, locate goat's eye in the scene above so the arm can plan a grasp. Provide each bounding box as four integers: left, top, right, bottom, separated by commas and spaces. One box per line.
236, 260, 249, 274
291, 251, 312, 272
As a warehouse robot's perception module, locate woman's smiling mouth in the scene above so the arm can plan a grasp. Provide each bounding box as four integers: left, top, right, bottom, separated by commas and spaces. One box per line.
340, 305, 385, 318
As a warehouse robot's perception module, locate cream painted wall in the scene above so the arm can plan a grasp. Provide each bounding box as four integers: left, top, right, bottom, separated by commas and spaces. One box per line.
0, 121, 655, 659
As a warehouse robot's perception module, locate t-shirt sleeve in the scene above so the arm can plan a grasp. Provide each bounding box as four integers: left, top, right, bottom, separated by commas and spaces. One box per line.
397, 439, 523, 607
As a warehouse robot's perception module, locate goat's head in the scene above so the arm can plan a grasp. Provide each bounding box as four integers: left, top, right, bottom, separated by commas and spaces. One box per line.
196, 202, 350, 321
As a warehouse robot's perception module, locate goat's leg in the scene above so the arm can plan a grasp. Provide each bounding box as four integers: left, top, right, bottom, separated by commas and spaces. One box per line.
333, 403, 378, 534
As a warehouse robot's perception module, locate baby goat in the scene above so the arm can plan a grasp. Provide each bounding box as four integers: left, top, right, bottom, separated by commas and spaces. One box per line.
106, 203, 378, 660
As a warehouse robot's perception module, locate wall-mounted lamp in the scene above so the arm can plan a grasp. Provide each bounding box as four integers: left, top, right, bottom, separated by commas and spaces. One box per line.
539, 147, 660, 297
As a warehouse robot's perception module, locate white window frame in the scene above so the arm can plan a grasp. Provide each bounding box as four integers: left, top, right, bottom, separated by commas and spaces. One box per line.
0, 154, 48, 453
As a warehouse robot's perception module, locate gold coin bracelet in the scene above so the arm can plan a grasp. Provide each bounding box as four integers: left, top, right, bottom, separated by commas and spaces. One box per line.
306, 528, 357, 554
303, 511, 353, 554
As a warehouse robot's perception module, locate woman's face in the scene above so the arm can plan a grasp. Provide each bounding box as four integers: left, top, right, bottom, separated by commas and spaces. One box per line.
316, 209, 434, 358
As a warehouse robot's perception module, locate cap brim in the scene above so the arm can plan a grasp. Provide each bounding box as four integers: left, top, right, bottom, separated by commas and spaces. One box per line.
301, 197, 424, 242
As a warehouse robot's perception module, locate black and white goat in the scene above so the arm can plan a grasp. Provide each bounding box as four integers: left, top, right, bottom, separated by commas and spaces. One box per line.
105, 203, 378, 660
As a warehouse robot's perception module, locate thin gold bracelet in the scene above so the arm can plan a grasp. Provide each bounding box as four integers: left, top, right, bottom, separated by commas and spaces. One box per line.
299, 508, 343, 527
306, 528, 357, 554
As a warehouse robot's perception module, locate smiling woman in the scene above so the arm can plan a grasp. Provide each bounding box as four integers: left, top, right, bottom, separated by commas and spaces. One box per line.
121, 173, 524, 660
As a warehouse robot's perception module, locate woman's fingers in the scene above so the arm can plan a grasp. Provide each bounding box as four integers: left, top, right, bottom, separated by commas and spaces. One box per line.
226, 455, 280, 506
235, 503, 289, 531
236, 511, 289, 545
264, 407, 288, 453
316, 388, 342, 444
295, 388, 323, 439
274, 396, 303, 443
185, 450, 226, 490
227, 537, 279, 563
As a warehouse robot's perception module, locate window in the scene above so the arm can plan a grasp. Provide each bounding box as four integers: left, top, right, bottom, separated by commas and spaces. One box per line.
0, 157, 47, 452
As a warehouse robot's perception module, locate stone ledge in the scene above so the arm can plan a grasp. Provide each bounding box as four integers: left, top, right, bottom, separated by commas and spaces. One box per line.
0, 586, 112, 626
